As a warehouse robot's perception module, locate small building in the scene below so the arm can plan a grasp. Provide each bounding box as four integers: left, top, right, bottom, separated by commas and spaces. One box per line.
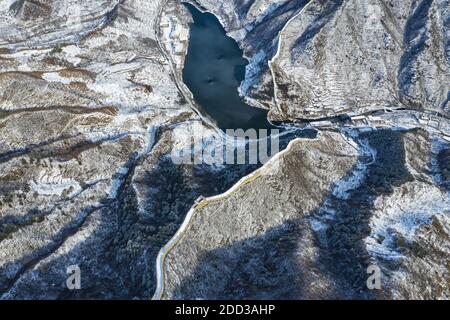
161, 17, 170, 28
311, 120, 334, 128
428, 119, 440, 129
178, 28, 189, 43
351, 115, 368, 126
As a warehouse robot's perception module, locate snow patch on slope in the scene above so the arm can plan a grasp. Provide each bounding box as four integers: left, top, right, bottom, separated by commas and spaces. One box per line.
366, 182, 450, 261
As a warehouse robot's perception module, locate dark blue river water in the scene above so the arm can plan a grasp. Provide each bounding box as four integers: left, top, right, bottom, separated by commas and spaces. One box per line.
183, 3, 273, 130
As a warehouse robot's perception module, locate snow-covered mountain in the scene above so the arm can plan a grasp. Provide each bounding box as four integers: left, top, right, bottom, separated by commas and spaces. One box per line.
0, 0, 449, 300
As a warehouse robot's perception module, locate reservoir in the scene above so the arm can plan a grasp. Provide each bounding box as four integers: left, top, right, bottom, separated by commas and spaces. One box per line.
182, 2, 273, 131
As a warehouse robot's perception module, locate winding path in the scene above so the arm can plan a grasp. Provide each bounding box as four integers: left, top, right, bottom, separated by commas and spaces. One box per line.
152, 136, 305, 300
